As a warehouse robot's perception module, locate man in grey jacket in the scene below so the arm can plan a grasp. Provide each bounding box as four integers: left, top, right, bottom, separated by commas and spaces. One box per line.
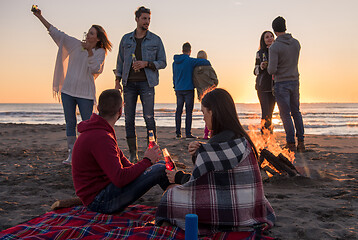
268, 16, 305, 152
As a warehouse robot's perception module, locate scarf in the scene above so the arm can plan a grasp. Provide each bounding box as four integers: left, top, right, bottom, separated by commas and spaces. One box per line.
52, 33, 69, 101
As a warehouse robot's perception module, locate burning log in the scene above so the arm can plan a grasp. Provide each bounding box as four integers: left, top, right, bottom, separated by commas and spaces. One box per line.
258, 153, 266, 166
278, 153, 300, 175
260, 149, 285, 173
259, 149, 298, 177
263, 166, 278, 176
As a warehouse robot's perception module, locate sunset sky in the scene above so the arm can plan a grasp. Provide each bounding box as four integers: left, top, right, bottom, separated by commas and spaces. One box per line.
0, 0, 357, 103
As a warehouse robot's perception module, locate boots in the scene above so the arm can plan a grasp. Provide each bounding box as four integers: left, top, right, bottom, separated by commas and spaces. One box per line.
284, 142, 296, 152
127, 137, 138, 163
297, 141, 306, 152
63, 136, 76, 165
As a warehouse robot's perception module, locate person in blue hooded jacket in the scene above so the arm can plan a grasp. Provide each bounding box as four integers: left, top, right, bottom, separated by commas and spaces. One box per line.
173, 42, 211, 139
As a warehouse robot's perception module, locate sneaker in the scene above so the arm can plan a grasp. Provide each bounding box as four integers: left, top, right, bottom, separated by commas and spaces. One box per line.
297, 141, 306, 152
186, 134, 197, 139
284, 142, 296, 152
176, 134, 182, 139
62, 149, 72, 165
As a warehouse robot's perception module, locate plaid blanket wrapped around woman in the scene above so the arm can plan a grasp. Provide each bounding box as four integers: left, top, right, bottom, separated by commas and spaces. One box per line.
156, 137, 276, 235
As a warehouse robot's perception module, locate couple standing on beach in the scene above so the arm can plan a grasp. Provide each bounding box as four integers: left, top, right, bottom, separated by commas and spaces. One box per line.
254, 16, 305, 152
172, 42, 219, 140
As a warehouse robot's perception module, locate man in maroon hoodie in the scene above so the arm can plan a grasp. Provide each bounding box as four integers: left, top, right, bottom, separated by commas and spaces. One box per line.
72, 89, 170, 214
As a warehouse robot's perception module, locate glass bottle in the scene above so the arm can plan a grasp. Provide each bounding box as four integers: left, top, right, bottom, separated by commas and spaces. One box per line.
81, 32, 87, 51
132, 53, 140, 73
162, 148, 175, 171
148, 130, 156, 149
262, 53, 268, 63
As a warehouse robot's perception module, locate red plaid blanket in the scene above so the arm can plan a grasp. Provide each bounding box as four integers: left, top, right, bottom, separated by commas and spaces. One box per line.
0, 205, 275, 239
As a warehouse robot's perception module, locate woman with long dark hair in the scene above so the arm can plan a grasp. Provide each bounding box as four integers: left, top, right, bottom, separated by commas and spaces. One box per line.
156, 88, 275, 235
32, 7, 112, 164
254, 31, 275, 133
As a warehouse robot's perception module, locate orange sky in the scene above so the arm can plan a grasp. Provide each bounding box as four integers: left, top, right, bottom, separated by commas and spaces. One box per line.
0, 0, 357, 103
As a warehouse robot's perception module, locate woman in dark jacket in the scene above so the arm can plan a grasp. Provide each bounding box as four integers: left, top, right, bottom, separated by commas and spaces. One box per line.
254, 31, 275, 133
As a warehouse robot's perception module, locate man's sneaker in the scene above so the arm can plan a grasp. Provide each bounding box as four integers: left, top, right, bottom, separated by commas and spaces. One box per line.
297, 141, 306, 152
186, 134, 197, 139
176, 134, 182, 139
284, 142, 296, 152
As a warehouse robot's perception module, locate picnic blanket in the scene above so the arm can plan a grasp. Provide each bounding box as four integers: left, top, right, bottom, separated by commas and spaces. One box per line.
0, 205, 275, 239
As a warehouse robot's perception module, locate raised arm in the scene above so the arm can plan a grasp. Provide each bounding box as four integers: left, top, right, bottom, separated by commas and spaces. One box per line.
32, 8, 51, 30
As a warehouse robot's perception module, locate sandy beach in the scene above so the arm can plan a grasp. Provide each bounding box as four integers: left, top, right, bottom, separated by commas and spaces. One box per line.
0, 123, 357, 239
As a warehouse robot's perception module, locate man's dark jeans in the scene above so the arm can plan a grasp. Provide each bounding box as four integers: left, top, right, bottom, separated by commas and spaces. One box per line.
123, 81, 156, 138
87, 161, 170, 214
274, 80, 304, 143
175, 90, 194, 137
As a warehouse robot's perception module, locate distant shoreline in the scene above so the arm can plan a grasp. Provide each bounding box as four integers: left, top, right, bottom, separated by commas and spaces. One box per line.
0, 123, 358, 137
1, 103, 358, 136
1, 123, 358, 138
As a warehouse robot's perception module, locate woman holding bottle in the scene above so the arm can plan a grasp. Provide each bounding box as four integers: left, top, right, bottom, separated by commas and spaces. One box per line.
32, 7, 112, 164
254, 31, 275, 133
156, 88, 275, 235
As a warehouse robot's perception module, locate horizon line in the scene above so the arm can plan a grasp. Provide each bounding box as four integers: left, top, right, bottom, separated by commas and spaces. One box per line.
1, 102, 358, 104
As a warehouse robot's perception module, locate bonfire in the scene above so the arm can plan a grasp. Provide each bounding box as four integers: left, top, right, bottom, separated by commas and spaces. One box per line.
248, 121, 300, 178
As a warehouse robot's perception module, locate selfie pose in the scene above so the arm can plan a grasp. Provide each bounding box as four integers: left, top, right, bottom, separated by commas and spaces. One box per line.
32, 7, 112, 164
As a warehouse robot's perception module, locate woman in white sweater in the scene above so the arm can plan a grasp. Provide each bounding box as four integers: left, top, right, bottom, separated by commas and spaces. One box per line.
33, 7, 112, 164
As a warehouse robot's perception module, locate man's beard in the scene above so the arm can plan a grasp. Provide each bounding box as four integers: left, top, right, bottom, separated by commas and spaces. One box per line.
141, 25, 148, 31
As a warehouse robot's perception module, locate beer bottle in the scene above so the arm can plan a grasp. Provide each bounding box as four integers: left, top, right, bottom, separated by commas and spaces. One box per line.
132, 53, 140, 73
148, 130, 156, 149
262, 53, 268, 63
162, 148, 176, 171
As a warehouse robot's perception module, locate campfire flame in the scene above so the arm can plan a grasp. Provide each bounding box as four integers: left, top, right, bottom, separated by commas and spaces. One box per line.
248, 119, 295, 176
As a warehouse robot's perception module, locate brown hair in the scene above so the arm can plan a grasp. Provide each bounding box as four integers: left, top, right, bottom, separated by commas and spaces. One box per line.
182, 42, 191, 53
98, 89, 122, 118
201, 88, 259, 159
92, 25, 112, 54
135, 6, 151, 18
259, 31, 274, 50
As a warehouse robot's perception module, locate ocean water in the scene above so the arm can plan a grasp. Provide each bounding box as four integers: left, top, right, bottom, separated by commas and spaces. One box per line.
0, 103, 357, 136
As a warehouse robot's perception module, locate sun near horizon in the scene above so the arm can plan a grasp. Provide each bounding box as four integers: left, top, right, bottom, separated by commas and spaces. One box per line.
0, 1, 357, 104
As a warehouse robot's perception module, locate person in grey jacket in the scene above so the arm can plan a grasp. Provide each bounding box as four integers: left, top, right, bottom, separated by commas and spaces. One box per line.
267, 16, 305, 152
115, 6, 167, 162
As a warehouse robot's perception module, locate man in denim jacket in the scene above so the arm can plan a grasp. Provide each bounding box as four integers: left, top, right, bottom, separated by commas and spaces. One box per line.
115, 6, 167, 162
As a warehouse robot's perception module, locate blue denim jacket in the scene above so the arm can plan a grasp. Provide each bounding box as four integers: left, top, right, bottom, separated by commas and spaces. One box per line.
116, 30, 167, 87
